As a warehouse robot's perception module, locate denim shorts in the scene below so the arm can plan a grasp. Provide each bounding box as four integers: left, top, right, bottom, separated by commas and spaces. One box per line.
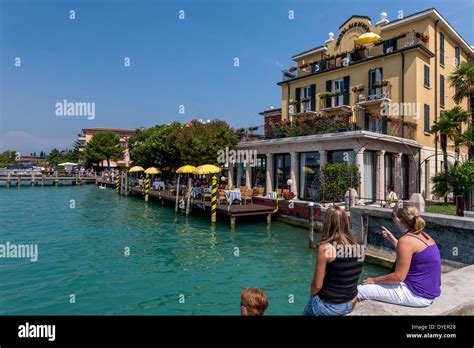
303, 295, 353, 316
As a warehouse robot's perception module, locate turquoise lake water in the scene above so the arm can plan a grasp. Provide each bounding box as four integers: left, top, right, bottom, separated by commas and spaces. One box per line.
0, 185, 386, 315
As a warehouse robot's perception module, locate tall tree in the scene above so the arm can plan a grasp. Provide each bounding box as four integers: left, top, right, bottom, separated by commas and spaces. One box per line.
48, 148, 63, 166
0, 150, 18, 167
173, 120, 238, 165
449, 60, 474, 158
84, 131, 123, 168
431, 107, 470, 201
128, 123, 182, 169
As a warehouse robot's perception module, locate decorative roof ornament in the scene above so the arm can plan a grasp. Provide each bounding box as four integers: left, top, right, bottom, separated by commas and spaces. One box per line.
325, 32, 334, 43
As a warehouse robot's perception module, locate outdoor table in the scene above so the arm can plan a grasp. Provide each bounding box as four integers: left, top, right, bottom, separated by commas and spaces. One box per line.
224, 189, 241, 205
191, 187, 202, 198
153, 181, 165, 191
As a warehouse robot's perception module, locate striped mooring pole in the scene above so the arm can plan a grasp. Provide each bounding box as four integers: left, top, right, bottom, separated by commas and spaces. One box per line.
115, 170, 120, 193
144, 173, 150, 202
211, 175, 217, 223
273, 194, 279, 213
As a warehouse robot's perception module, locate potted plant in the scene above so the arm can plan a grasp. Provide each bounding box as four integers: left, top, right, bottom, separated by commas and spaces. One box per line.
381, 80, 390, 87
351, 85, 365, 93
288, 66, 297, 72
415, 32, 430, 43
299, 63, 309, 69
330, 89, 341, 97
319, 91, 330, 99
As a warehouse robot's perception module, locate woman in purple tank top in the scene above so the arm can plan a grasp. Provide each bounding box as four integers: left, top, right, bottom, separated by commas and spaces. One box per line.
357, 203, 442, 307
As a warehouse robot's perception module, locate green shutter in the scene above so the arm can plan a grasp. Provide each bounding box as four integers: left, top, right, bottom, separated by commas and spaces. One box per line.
424, 104, 430, 133
310, 84, 316, 111
325, 80, 331, 108
343, 76, 350, 105
440, 75, 445, 107
295, 87, 301, 113
368, 69, 372, 95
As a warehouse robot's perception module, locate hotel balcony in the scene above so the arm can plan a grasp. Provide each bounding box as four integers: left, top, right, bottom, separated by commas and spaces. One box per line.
282, 35, 430, 81
355, 84, 392, 106
319, 94, 351, 113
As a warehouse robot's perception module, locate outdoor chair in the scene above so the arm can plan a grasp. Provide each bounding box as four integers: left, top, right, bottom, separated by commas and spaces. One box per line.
244, 189, 253, 205
218, 189, 226, 204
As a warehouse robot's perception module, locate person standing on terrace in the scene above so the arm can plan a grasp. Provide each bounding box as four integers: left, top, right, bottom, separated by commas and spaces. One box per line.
303, 206, 363, 316
358, 203, 441, 307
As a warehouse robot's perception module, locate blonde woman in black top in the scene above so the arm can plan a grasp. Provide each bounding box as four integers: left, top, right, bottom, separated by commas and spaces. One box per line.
303, 206, 364, 316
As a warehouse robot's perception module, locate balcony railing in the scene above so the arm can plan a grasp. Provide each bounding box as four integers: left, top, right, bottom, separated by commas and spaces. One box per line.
319, 94, 350, 111
356, 84, 391, 104
283, 35, 428, 80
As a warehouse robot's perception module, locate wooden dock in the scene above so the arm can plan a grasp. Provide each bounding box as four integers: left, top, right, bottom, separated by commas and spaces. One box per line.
97, 178, 276, 226
0, 174, 98, 187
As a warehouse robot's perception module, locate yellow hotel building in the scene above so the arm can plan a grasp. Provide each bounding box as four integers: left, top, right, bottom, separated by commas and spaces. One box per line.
234, 8, 473, 204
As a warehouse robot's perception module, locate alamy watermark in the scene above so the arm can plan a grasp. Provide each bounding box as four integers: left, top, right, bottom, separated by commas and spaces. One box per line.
55, 99, 95, 120
325, 242, 365, 262
0, 242, 38, 262
217, 146, 257, 167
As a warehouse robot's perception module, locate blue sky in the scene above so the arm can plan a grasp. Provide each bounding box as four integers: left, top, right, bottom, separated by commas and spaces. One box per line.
1, 0, 473, 153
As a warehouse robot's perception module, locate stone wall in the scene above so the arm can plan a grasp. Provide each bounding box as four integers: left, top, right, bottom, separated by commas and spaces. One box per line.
350, 206, 474, 264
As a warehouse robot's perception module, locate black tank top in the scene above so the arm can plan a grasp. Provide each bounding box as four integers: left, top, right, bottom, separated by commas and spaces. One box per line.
318, 256, 364, 304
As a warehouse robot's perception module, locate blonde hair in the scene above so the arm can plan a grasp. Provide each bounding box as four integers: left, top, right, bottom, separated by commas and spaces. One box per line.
319, 206, 358, 246
240, 288, 268, 316
392, 203, 427, 237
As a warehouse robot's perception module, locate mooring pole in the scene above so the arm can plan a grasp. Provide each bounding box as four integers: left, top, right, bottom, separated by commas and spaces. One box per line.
309, 202, 315, 249
115, 170, 120, 193
145, 173, 150, 202
175, 175, 181, 212
125, 172, 129, 196
211, 175, 217, 223
185, 176, 192, 215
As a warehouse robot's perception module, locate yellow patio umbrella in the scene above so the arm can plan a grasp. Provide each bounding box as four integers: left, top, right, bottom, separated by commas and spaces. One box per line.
129, 166, 144, 173
304, 166, 315, 175
145, 167, 161, 174
355, 32, 381, 45
193, 164, 222, 175
176, 165, 196, 174
277, 168, 283, 175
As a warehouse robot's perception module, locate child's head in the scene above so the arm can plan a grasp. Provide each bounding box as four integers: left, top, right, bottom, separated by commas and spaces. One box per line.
240, 288, 268, 316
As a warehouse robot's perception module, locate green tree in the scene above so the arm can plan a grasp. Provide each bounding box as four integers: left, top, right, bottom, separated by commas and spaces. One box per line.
320, 163, 360, 203
449, 60, 474, 158
455, 129, 474, 160
0, 150, 18, 167
430, 107, 470, 201
448, 161, 474, 194
84, 131, 123, 168
128, 123, 182, 169
173, 120, 238, 165
48, 148, 63, 166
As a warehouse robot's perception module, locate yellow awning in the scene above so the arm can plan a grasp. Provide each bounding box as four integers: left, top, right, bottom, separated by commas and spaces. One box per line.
355, 32, 381, 45
145, 167, 161, 174
129, 166, 145, 173
193, 164, 222, 175
176, 165, 196, 174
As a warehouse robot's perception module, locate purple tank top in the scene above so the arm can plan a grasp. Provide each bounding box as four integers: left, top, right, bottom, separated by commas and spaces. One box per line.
404, 235, 442, 300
